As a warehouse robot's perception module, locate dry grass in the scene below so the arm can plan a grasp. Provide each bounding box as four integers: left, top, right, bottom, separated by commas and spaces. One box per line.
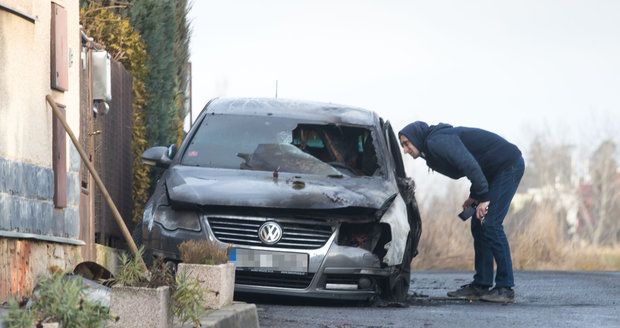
510, 204, 566, 269
178, 240, 229, 265
413, 192, 474, 270
556, 245, 620, 271
412, 197, 620, 271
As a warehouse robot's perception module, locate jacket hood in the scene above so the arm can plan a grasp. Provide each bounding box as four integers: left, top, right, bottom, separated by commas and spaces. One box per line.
399, 122, 452, 154
164, 166, 397, 210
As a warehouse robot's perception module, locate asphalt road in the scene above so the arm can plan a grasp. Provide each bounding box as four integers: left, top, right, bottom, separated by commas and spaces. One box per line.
254, 271, 620, 328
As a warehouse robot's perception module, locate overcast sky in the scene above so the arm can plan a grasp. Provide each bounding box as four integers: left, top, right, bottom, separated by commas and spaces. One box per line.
189, 0, 620, 190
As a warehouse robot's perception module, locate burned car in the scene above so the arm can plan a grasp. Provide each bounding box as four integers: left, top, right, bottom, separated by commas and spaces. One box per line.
137, 98, 421, 301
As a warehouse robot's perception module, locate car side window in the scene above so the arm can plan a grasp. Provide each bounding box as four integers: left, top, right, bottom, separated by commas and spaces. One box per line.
383, 121, 407, 179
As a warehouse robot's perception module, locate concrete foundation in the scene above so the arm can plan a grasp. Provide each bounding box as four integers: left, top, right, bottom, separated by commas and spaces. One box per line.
0, 238, 81, 302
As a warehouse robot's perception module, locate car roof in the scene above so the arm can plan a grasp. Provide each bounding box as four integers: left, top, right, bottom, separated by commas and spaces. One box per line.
203, 97, 378, 126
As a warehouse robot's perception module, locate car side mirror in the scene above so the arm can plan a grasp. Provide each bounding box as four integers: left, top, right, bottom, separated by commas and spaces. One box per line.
141, 146, 172, 168
167, 144, 177, 159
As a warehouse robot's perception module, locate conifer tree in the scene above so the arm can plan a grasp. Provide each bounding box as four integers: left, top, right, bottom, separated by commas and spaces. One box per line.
130, 0, 179, 147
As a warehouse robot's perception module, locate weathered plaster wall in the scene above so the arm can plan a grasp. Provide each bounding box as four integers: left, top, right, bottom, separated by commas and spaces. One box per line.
0, 0, 84, 302
0, 0, 82, 237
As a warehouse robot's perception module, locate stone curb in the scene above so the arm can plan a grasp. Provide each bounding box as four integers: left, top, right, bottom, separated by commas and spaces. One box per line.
178, 302, 260, 328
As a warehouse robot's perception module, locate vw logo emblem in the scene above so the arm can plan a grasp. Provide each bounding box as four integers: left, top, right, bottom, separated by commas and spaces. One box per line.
258, 221, 282, 245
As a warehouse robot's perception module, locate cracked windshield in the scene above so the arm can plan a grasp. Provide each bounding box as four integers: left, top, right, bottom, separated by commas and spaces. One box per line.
181, 115, 379, 177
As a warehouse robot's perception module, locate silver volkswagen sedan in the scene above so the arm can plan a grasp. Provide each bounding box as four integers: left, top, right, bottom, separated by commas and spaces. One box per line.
136, 97, 421, 302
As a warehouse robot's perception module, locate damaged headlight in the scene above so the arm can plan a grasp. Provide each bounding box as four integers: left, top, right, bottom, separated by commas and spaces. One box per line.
153, 206, 202, 232
337, 222, 385, 252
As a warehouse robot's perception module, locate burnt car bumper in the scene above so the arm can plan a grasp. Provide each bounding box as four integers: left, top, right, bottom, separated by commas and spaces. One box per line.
143, 214, 398, 301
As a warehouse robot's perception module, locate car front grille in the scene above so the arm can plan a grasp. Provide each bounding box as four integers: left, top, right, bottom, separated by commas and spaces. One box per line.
206, 215, 334, 249
235, 271, 315, 289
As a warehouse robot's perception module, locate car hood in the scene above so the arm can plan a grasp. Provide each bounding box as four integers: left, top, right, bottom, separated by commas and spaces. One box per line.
165, 166, 397, 210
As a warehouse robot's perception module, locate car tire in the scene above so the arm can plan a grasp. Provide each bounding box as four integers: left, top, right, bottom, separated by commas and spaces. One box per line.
391, 273, 410, 302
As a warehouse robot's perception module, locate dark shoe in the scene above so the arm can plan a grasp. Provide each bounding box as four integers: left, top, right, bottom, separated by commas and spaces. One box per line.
480, 287, 515, 303
447, 283, 489, 300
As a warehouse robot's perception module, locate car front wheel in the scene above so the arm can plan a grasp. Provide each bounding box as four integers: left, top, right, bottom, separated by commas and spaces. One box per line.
378, 230, 414, 304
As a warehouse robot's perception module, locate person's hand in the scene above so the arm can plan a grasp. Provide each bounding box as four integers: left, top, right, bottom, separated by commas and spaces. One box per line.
462, 197, 477, 210
476, 201, 490, 221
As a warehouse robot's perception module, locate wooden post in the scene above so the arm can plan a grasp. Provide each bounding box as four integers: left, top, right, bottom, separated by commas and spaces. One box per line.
45, 95, 147, 271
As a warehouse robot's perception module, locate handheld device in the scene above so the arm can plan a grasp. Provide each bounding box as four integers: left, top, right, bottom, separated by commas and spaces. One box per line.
458, 203, 478, 221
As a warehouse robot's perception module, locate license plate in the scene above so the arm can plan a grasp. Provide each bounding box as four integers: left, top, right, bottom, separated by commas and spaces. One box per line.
231, 249, 308, 272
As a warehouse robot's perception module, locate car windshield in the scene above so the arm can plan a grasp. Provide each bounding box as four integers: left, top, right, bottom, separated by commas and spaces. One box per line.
181, 114, 380, 177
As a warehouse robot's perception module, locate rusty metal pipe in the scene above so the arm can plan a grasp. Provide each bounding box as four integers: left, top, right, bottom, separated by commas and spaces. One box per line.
45, 95, 147, 271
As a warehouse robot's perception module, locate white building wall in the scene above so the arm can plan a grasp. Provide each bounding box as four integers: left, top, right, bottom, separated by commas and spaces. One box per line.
0, 0, 80, 165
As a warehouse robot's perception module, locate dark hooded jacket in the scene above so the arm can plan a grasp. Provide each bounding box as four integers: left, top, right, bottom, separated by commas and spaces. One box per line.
399, 122, 521, 202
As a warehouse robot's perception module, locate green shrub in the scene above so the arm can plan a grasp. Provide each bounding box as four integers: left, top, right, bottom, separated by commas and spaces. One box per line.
178, 240, 229, 265
112, 247, 150, 287
6, 273, 112, 328
5, 298, 34, 328
173, 270, 205, 327
34, 273, 112, 327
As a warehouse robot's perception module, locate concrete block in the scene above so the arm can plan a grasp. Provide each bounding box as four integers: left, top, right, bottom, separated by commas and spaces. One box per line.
109, 286, 172, 328
177, 263, 235, 310
179, 302, 260, 328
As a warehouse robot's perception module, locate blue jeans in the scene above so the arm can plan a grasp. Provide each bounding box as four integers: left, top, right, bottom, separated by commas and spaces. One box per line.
471, 156, 524, 288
